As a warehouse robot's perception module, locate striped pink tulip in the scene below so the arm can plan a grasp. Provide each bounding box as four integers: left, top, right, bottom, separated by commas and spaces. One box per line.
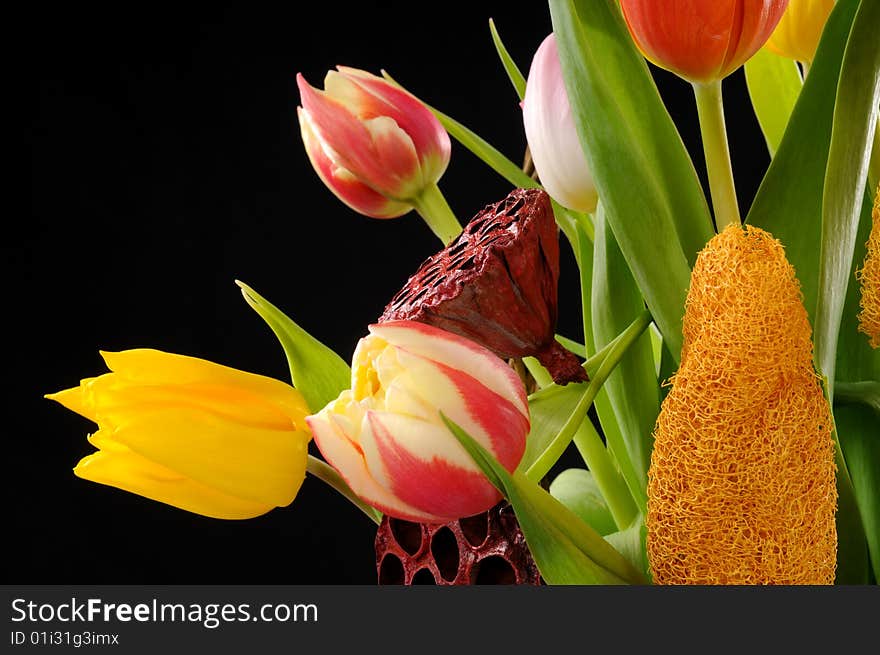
306, 321, 529, 523
296, 67, 451, 219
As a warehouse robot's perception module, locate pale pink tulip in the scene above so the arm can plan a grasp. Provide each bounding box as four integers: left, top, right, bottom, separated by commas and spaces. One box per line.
307, 321, 529, 523
523, 34, 598, 214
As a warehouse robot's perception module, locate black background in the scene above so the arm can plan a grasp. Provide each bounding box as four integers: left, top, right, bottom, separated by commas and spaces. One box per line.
16, 1, 768, 584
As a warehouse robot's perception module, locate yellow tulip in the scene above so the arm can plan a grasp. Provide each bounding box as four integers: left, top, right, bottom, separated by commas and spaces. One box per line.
766, 0, 836, 64
46, 349, 311, 520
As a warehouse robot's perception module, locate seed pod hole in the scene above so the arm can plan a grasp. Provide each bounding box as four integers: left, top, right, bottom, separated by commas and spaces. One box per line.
458, 513, 489, 548
411, 569, 437, 585
378, 554, 405, 585
472, 556, 517, 585
430, 527, 460, 582
389, 518, 423, 556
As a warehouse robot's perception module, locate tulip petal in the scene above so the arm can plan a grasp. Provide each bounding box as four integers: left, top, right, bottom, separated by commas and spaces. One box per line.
107, 407, 309, 508
307, 410, 444, 523
298, 107, 412, 218
362, 410, 501, 520
100, 349, 309, 423
297, 73, 421, 199
368, 321, 529, 418
621, 0, 787, 83
45, 381, 96, 422
333, 67, 451, 183
721, 1, 790, 79
523, 35, 598, 213
387, 350, 528, 472
74, 449, 273, 520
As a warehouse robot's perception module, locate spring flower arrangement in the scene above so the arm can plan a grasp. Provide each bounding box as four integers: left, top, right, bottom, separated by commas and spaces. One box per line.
47, 0, 879, 585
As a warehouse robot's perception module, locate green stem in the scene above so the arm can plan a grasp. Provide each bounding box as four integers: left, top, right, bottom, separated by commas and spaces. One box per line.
868, 116, 880, 195
571, 420, 639, 531
410, 182, 462, 245
524, 311, 653, 494
693, 80, 740, 232
306, 455, 382, 525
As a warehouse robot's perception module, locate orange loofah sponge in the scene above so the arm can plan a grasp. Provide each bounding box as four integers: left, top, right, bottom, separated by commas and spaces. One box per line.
647, 224, 837, 585
856, 184, 880, 348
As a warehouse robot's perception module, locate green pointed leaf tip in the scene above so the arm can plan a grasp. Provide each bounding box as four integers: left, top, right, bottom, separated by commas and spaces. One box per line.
236, 281, 351, 414
442, 414, 647, 585
489, 18, 527, 101
550, 0, 716, 361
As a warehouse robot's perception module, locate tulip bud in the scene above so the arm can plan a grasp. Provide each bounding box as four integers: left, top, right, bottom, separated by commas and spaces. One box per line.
307, 321, 530, 524
522, 34, 598, 214
381, 188, 588, 385
766, 0, 836, 64
46, 349, 311, 520
296, 67, 451, 219
620, 0, 790, 83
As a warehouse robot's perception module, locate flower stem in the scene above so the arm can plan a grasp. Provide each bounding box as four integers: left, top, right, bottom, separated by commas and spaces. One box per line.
524, 310, 653, 507
572, 420, 639, 531
410, 183, 462, 245
834, 381, 880, 414
306, 455, 382, 525
693, 80, 740, 232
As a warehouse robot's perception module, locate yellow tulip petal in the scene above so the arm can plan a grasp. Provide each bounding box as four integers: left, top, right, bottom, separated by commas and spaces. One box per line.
85, 382, 303, 432
100, 349, 309, 422
45, 385, 93, 421
109, 407, 309, 507
74, 450, 273, 520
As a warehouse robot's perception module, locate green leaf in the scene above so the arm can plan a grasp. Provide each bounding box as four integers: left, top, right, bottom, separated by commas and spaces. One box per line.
836, 193, 880, 386
836, 405, 880, 582
549, 0, 716, 361
521, 381, 584, 473
432, 107, 538, 191
815, 0, 880, 391
236, 281, 350, 414
489, 18, 527, 101
591, 205, 660, 487
443, 415, 647, 585
744, 48, 803, 158
604, 519, 651, 582
746, 0, 860, 329
549, 468, 617, 536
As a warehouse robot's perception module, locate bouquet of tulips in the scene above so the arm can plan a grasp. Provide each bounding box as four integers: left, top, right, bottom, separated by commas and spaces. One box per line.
47, 0, 878, 585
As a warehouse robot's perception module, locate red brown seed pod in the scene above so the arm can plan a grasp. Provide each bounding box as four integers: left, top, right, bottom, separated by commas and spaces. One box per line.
380, 187, 587, 385
375, 501, 541, 585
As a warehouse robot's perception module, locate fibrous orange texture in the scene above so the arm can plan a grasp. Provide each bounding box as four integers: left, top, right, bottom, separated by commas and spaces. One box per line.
647, 225, 837, 585
856, 184, 880, 348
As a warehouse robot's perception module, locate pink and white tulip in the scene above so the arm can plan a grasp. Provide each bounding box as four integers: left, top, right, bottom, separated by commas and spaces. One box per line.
297, 67, 451, 219
523, 34, 598, 214
306, 321, 530, 523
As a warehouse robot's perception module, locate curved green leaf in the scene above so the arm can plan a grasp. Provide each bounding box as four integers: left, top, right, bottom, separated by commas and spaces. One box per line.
591, 205, 659, 486
489, 18, 527, 101
549, 0, 716, 361
746, 0, 860, 327
605, 519, 651, 582
237, 281, 350, 414
443, 415, 647, 585
815, 0, 880, 391
549, 468, 617, 536
744, 48, 803, 158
